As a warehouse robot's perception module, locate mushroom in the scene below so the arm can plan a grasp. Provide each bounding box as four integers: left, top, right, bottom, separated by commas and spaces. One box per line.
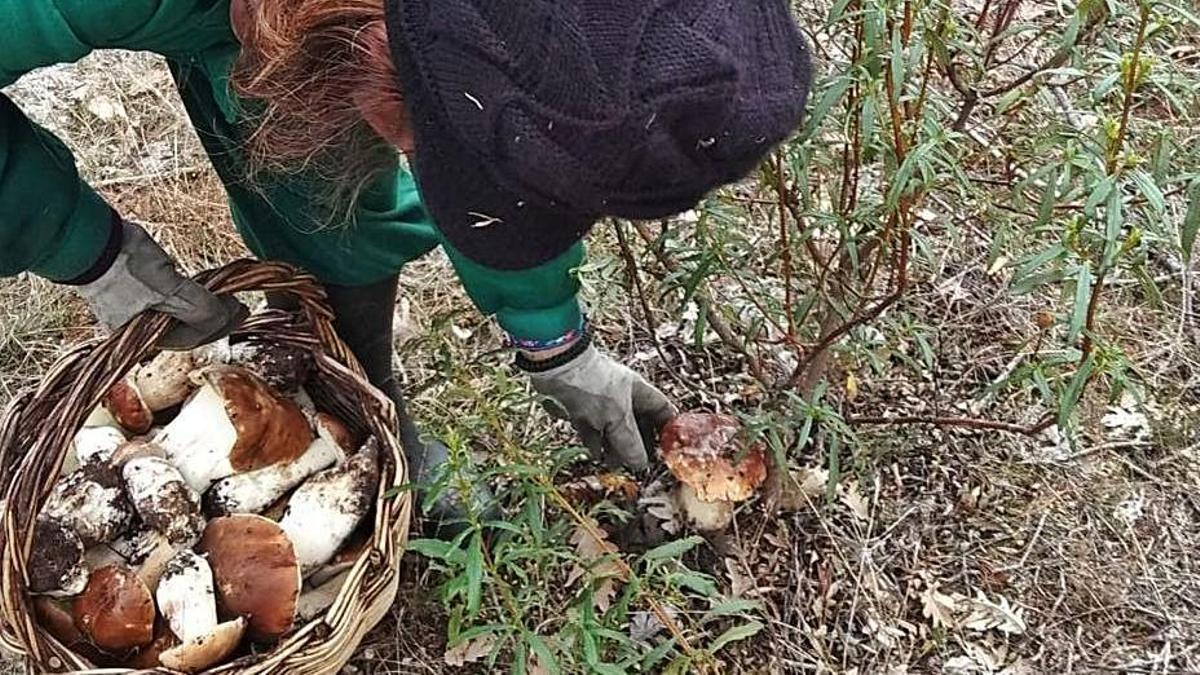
103, 378, 153, 435
107, 524, 179, 591
306, 527, 370, 587
296, 570, 349, 623
659, 413, 768, 532
278, 442, 380, 574
122, 456, 205, 546
72, 566, 156, 652
41, 464, 134, 546
156, 550, 247, 673
72, 426, 127, 470
227, 340, 314, 394
83, 405, 120, 429
203, 413, 353, 517
154, 365, 313, 492
34, 597, 84, 646
29, 517, 88, 595
133, 350, 201, 412
125, 624, 180, 670
198, 515, 301, 641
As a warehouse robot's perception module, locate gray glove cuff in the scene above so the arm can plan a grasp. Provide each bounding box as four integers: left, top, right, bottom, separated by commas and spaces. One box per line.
76, 221, 247, 349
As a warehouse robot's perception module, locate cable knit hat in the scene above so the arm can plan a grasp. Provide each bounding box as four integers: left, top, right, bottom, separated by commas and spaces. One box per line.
384, 0, 812, 270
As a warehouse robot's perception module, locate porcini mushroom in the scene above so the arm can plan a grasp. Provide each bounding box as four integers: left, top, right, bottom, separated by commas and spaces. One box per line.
279, 442, 380, 574
227, 340, 314, 394
72, 426, 127, 470
203, 413, 352, 518
103, 378, 153, 435
659, 413, 768, 532
123, 456, 205, 546
34, 597, 83, 646
154, 365, 313, 492
29, 517, 88, 596
306, 527, 370, 587
41, 464, 134, 546
198, 514, 301, 641
296, 570, 350, 623
72, 566, 156, 652
125, 624, 180, 670
156, 550, 246, 673
108, 524, 178, 590
133, 350, 200, 412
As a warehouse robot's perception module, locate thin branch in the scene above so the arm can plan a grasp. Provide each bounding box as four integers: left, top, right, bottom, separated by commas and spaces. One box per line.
847, 412, 1054, 435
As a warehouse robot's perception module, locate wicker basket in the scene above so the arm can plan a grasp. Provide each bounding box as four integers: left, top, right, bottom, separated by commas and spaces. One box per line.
0, 260, 411, 674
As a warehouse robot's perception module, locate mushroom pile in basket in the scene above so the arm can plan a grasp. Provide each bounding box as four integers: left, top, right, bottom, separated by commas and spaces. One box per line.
28, 339, 379, 672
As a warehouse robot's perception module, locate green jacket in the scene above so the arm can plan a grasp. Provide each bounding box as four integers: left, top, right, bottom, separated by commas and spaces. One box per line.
0, 0, 583, 341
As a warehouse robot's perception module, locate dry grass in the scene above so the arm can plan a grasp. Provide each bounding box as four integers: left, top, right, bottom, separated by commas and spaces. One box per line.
2, 20, 1199, 675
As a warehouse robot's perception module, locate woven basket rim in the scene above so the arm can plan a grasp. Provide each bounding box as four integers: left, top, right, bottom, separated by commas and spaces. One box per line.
0, 259, 411, 674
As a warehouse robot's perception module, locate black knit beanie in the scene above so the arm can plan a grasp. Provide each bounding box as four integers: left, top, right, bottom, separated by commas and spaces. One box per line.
384, 0, 813, 271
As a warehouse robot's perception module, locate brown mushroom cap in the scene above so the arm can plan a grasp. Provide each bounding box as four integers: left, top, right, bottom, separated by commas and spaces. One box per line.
125, 623, 181, 670
34, 597, 83, 646
103, 378, 153, 435
659, 413, 768, 503
198, 515, 301, 641
159, 618, 246, 673
72, 566, 156, 652
315, 412, 357, 453
195, 366, 313, 472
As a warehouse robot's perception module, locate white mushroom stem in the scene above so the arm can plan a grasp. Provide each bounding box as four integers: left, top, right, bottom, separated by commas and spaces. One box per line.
203, 429, 344, 517
157, 550, 246, 673
279, 445, 379, 574
123, 456, 205, 546
154, 384, 239, 492
156, 551, 218, 644
673, 483, 733, 532
109, 524, 180, 590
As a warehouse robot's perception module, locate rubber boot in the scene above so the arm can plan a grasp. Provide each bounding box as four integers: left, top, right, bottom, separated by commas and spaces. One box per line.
272, 277, 492, 535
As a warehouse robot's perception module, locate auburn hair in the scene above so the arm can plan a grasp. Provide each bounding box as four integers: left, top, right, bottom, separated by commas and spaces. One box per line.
230, 0, 406, 208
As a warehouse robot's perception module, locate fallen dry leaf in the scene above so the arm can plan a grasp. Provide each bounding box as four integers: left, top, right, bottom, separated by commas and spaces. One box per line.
962, 591, 1027, 635
921, 583, 957, 629
839, 480, 870, 521
444, 633, 497, 667
641, 495, 682, 535
567, 518, 629, 613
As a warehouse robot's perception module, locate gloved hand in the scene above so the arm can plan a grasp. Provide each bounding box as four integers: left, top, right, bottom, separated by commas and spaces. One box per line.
524, 342, 676, 471
76, 220, 247, 350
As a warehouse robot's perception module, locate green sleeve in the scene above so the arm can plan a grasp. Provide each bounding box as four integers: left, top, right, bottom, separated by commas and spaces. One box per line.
0, 96, 115, 279
442, 239, 585, 342
0, 0, 235, 279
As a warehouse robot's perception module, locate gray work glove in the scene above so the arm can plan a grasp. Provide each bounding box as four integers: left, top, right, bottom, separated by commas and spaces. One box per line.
77, 221, 247, 350
526, 344, 676, 471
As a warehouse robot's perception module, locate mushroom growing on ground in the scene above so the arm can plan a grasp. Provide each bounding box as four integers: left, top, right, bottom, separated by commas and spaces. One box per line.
156, 550, 246, 672
72, 566, 156, 652
278, 442, 380, 574
659, 413, 768, 532
122, 456, 205, 546
29, 517, 88, 596
41, 464, 134, 546
198, 514, 302, 641
203, 413, 353, 517
154, 365, 313, 492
